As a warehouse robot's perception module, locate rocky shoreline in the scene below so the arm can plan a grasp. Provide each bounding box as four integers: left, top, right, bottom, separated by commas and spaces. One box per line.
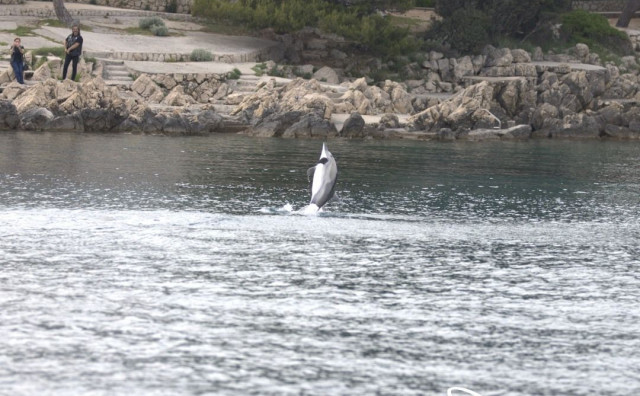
2, 44, 640, 140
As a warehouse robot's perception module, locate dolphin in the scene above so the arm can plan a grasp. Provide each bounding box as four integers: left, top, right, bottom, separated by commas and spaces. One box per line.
306, 143, 338, 211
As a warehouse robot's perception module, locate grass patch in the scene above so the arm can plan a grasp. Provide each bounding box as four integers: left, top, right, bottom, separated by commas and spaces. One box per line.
1, 26, 36, 36
32, 46, 66, 58
387, 15, 431, 33
37, 19, 93, 32
39, 19, 67, 28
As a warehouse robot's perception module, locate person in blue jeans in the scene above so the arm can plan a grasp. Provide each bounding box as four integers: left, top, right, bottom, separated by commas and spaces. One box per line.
62, 25, 83, 81
10, 37, 25, 84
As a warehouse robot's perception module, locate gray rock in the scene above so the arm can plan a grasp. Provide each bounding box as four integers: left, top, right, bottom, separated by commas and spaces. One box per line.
552, 113, 601, 138
453, 56, 474, 80
244, 111, 304, 137
162, 114, 190, 135
282, 113, 337, 138
312, 66, 340, 84
45, 113, 84, 132
575, 43, 590, 60
429, 51, 444, 61
603, 124, 640, 139
532, 103, 560, 131
80, 108, 127, 132
0, 100, 19, 130
188, 109, 223, 134
379, 113, 400, 129
438, 128, 455, 141
484, 47, 513, 67
20, 107, 54, 131
532, 47, 544, 62
340, 112, 366, 138
501, 124, 532, 139
511, 49, 531, 63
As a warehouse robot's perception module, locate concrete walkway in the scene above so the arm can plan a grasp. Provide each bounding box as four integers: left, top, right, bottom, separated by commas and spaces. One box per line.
1, 1, 280, 64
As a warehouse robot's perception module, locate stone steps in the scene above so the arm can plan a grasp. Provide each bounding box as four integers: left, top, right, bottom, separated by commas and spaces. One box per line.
100, 58, 134, 86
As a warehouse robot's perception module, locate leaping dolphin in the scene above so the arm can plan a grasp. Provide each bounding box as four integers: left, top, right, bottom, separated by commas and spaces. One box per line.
306, 143, 338, 211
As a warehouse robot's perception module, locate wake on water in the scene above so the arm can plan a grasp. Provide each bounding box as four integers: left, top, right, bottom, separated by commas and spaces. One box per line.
258, 203, 325, 216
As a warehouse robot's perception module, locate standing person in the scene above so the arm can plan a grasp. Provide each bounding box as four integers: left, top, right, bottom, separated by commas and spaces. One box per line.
10, 37, 25, 85
62, 24, 83, 81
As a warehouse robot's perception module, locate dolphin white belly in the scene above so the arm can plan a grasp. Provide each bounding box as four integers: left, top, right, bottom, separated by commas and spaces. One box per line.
307, 143, 338, 210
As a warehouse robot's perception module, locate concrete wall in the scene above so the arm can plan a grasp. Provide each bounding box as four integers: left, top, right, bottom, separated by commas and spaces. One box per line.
0, 0, 192, 14
67, 0, 193, 14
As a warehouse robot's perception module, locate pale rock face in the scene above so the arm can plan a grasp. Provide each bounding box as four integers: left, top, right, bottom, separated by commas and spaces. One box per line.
510, 49, 531, 64
312, 66, 340, 84
484, 47, 513, 67
131, 74, 165, 103
1, 82, 27, 101
349, 77, 368, 92
12, 79, 57, 114
162, 85, 197, 106
453, 56, 474, 80
152, 74, 178, 90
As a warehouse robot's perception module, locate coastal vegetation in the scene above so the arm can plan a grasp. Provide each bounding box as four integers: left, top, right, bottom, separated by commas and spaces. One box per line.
138, 16, 170, 36
191, 0, 633, 64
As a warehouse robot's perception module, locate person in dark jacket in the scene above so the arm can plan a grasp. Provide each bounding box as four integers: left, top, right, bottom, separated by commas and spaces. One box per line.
10, 37, 25, 84
62, 24, 83, 81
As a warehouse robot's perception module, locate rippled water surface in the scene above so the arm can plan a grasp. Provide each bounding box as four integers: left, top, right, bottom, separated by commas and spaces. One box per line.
1, 132, 639, 395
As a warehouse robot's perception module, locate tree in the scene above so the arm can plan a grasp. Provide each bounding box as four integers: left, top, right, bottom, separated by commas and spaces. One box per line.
616, 0, 640, 27
53, 0, 75, 27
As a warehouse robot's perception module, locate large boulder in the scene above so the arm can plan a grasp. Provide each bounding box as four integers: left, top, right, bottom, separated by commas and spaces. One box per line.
281, 113, 337, 138
408, 81, 494, 132
340, 112, 365, 138
12, 79, 57, 114
1, 82, 27, 101
312, 66, 340, 84
0, 100, 20, 130
20, 107, 54, 131
243, 111, 305, 137
484, 46, 513, 67
131, 74, 165, 103
551, 113, 601, 138
162, 85, 197, 106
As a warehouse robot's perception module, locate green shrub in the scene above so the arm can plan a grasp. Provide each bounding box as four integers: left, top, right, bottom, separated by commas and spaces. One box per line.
252, 63, 268, 76
191, 0, 418, 59
267, 65, 285, 77
165, 0, 178, 13
319, 10, 418, 57
227, 68, 242, 79
150, 24, 169, 36
190, 48, 213, 61
426, 7, 490, 54
139, 16, 165, 29
561, 10, 632, 54
414, 0, 434, 6
435, 0, 570, 39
